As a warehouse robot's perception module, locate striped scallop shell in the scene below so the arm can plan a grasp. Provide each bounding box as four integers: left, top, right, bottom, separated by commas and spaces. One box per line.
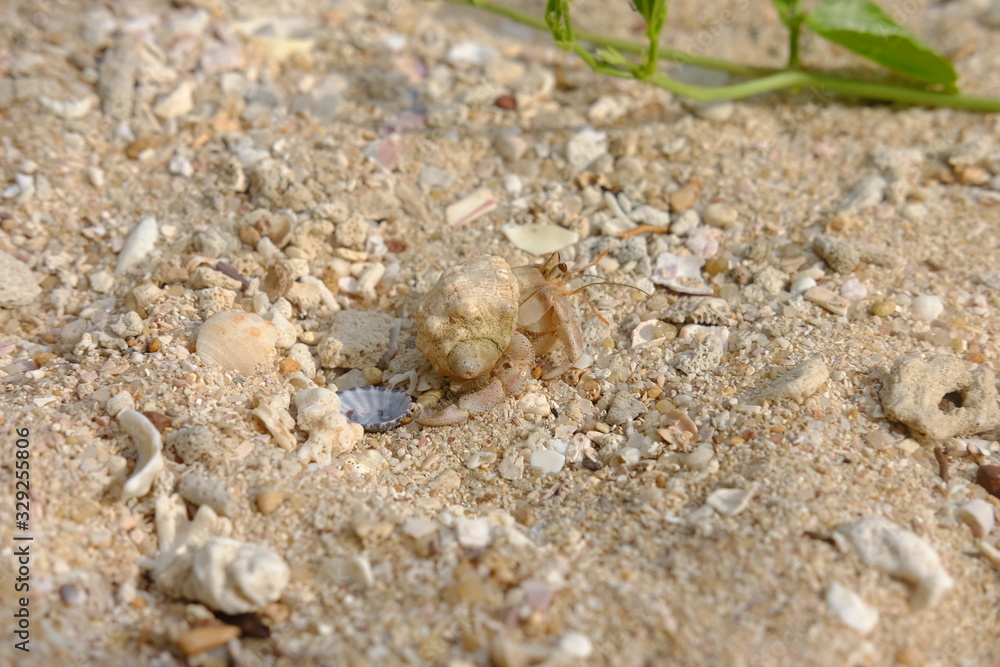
338, 386, 412, 433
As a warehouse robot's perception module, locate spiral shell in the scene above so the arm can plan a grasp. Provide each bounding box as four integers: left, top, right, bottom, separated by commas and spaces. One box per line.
415, 255, 519, 381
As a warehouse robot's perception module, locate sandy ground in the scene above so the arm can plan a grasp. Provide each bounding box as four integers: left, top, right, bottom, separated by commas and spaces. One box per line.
2, 0, 1000, 665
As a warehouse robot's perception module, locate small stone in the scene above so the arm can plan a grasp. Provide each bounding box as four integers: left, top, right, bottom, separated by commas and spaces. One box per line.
911, 295, 943, 322
837, 175, 886, 212
703, 202, 739, 229
499, 452, 524, 480
116, 217, 160, 274
825, 582, 878, 634
559, 632, 594, 658
813, 234, 861, 273
956, 498, 994, 538
606, 393, 644, 425
494, 133, 528, 162
177, 625, 241, 656
0, 250, 41, 308
466, 451, 497, 469
530, 450, 565, 474
495, 95, 516, 110
153, 80, 194, 119
758, 357, 829, 404
706, 487, 755, 515
668, 183, 699, 212
455, 517, 492, 549
256, 487, 284, 515
976, 465, 1000, 499
871, 299, 897, 317
317, 555, 375, 590
566, 127, 608, 169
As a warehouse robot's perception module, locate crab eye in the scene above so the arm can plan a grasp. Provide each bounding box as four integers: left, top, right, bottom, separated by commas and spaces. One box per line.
558, 263, 568, 272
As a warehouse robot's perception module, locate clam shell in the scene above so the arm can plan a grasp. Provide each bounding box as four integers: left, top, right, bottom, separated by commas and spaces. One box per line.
338, 386, 412, 433
196, 311, 278, 375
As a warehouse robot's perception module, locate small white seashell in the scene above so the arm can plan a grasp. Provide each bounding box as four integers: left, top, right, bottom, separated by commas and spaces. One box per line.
318, 555, 375, 590
650, 252, 713, 295
455, 517, 492, 549
502, 223, 580, 255
39, 93, 98, 119
338, 386, 412, 433
116, 216, 160, 274
911, 295, 943, 321
197, 311, 278, 375
119, 410, 165, 501
446, 188, 497, 226
706, 486, 755, 515
825, 582, 879, 634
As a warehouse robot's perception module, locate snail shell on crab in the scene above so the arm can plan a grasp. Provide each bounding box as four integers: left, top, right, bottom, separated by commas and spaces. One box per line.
415, 255, 519, 381
338, 386, 412, 433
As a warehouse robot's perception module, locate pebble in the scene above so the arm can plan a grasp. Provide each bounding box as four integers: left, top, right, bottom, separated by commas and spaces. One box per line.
835, 516, 952, 609
670, 209, 701, 235
318, 310, 396, 369
445, 42, 497, 67
703, 202, 739, 229
177, 625, 241, 656
318, 555, 375, 590
168, 154, 194, 177
840, 278, 867, 299
956, 498, 994, 538
256, 487, 284, 515
97, 40, 136, 121
587, 95, 628, 124
673, 333, 724, 376
0, 250, 41, 307
911, 295, 943, 322
606, 393, 645, 425
530, 450, 566, 474
115, 216, 160, 274
565, 127, 608, 169
871, 299, 896, 317
495, 133, 528, 162
757, 357, 829, 404
881, 355, 1000, 441
499, 452, 524, 480
466, 451, 497, 469
976, 465, 1000, 499
455, 517, 492, 549
178, 473, 238, 517
836, 175, 887, 212
825, 582, 878, 634
559, 632, 594, 658
813, 234, 861, 273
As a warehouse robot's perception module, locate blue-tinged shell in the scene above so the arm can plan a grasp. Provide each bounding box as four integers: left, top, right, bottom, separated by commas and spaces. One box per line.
338, 387, 412, 433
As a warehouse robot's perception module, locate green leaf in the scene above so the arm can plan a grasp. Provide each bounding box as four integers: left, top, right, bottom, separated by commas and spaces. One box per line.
803, 0, 957, 86
545, 0, 574, 47
632, 0, 668, 35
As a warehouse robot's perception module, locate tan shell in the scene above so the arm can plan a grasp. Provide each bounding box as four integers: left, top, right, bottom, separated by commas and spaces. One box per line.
196, 311, 278, 375
416, 255, 519, 381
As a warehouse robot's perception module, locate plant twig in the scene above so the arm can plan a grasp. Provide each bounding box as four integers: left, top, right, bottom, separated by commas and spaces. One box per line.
438, 0, 1000, 112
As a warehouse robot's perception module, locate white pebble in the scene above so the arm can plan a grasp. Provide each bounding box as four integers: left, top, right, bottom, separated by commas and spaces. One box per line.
790, 276, 817, 295
825, 582, 878, 634
503, 173, 522, 195
956, 498, 994, 538
565, 127, 608, 170
559, 631, 594, 658
168, 154, 194, 177
466, 451, 497, 469
0, 250, 41, 307
531, 449, 566, 474
455, 517, 492, 549
840, 278, 868, 299
116, 216, 159, 274
911, 295, 943, 321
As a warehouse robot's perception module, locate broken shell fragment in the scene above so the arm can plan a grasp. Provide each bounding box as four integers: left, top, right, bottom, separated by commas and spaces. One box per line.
446, 188, 497, 226
294, 387, 364, 464
119, 410, 165, 501
502, 223, 580, 255
338, 386, 412, 432
650, 252, 713, 295
197, 311, 278, 375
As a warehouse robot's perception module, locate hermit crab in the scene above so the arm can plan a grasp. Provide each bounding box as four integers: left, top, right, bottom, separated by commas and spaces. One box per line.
415, 251, 612, 426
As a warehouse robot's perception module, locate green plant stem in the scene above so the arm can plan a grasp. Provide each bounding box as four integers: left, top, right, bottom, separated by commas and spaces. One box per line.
440, 0, 1000, 112
784, 0, 802, 68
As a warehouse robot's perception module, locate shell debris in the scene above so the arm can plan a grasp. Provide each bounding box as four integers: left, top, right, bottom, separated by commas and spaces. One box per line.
338, 386, 412, 432
119, 409, 165, 501
196, 311, 279, 375
502, 223, 580, 255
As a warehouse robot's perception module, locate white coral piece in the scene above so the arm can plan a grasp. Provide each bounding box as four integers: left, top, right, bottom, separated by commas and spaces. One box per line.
294, 387, 363, 465
119, 410, 165, 501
